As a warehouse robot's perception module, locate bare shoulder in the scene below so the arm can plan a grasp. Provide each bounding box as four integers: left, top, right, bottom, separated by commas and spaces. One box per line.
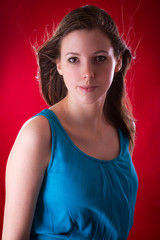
2, 114, 52, 239
8, 114, 52, 169
129, 121, 136, 156
131, 121, 136, 133
21, 114, 51, 146
21, 114, 51, 141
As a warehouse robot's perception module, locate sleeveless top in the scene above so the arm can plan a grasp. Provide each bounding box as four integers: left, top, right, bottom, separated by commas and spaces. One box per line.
30, 109, 138, 240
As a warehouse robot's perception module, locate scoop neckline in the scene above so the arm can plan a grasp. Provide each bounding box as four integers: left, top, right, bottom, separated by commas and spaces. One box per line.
46, 108, 122, 164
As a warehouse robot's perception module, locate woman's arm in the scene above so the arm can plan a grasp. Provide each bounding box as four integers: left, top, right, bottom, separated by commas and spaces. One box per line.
2, 115, 51, 240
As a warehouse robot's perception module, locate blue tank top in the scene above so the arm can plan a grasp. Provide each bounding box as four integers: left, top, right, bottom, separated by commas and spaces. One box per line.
30, 109, 138, 240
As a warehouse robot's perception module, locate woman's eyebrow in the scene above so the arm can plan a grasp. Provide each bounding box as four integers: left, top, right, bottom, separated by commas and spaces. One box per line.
65, 52, 80, 56
65, 50, 109, 56
93, 50, 109, 55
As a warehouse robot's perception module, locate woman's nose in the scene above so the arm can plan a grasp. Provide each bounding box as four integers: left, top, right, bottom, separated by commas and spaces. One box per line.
81, 61, 95, 80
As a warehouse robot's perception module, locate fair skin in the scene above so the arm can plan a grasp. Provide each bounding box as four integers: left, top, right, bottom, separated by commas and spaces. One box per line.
53, 29, 123, 160
2, 117, 52, 240
2, 29, 132, 239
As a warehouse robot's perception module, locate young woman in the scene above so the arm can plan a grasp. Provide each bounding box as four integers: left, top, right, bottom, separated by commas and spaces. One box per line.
2, 5, 138, 240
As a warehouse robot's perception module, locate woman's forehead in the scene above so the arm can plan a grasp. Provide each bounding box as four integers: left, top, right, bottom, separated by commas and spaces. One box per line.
60, 29, 113, 54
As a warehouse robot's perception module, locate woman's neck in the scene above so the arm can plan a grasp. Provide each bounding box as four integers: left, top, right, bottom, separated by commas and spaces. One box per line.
60, 95, 109, 134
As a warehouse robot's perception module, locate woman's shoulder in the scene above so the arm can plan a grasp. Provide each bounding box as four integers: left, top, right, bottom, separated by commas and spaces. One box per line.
21, 112, 51, 142
10, 113, 52, 168
3, 114, 52, 239
128, 120, 136, 156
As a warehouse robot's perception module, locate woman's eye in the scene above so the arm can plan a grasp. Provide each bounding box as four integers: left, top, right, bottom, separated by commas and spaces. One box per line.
68, 57, 79, 63
95, 56, 107, 62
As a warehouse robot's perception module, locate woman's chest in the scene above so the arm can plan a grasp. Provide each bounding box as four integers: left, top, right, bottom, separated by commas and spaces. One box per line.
64, 126, 120, 161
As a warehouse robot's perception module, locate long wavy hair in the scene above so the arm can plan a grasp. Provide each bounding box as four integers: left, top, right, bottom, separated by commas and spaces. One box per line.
36, 5, 136, 146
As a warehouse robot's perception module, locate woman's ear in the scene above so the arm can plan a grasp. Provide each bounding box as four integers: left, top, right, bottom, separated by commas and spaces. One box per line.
115, 54, 122, 72
56, 59, 63, 75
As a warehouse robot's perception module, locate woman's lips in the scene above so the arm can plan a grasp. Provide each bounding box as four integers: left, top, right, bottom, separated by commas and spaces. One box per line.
79, 85, 97, 92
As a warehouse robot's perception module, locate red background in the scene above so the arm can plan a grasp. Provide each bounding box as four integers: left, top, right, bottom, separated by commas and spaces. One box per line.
1, 0, 160, 239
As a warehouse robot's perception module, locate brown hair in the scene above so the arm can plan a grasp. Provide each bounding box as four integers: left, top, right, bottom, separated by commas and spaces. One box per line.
36, 5, 136, 146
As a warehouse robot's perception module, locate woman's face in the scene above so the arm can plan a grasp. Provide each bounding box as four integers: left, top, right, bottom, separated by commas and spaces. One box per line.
56, 29, 121, 105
